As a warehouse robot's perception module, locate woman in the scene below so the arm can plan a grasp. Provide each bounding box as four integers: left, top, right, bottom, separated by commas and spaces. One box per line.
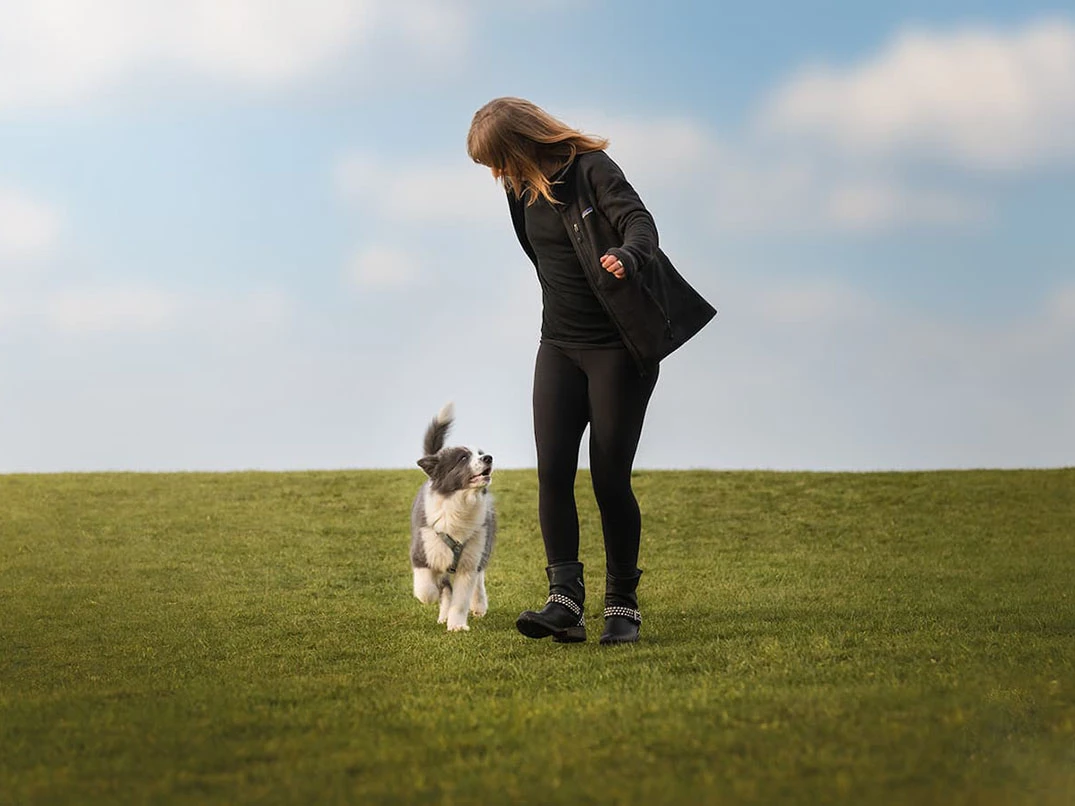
467, 97, 715, 645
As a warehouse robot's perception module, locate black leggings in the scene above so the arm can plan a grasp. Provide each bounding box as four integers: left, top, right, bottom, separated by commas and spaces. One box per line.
532, 342, 659, 577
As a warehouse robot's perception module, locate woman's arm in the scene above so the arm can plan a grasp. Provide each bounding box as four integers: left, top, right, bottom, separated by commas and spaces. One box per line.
586, 151, 659, 279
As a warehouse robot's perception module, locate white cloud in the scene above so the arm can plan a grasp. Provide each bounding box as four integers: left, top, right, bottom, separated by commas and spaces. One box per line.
336, 153, 504, 224
33, 286, 294, 335
709, 158, 988, 233
0, 0, 471, 110
568, 112, 721, 191
165, 0, 373, 86
385, 0, 469, 60
346, 245, 420, 289
0, 186, 61, 264
822, 181, 986, 229
44, 288, 186, 334
197, 288, 296, 345
227, 288, 294, 328
751, 283, 878, 326
761, 17, 1075, 171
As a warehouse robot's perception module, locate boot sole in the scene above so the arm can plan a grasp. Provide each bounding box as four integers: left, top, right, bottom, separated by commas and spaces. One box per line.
599, 634, 639, 645
516, 614, 586, 643
599, 621, 641, 645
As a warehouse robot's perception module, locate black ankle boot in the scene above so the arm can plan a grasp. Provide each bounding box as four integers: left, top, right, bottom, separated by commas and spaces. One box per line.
600, 570, 642, 645
516, 561, 586, 643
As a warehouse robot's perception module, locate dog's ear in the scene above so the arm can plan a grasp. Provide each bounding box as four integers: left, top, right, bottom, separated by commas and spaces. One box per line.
417, 455, 438, 476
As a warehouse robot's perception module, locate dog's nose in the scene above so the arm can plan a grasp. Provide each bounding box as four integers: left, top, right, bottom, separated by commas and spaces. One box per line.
483, 454, 493, 465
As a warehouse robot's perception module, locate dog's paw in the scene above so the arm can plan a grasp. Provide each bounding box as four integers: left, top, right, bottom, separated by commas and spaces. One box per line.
470, 604, 487, 618
437, 613, 449, 624
447, 622, 470, 632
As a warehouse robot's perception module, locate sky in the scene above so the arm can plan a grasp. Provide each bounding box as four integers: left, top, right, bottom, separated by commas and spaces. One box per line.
1, 0, 1073, 473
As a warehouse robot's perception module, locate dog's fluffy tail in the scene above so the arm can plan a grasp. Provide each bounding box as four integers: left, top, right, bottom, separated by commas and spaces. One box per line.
423, 401, 454, 455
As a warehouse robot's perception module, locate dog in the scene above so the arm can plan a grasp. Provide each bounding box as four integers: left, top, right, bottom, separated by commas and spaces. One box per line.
409, 402, 496, 632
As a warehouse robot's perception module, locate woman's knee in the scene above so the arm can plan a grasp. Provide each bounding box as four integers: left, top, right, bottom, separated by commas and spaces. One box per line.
590, 470, 636, 510
537, 459, 577, 491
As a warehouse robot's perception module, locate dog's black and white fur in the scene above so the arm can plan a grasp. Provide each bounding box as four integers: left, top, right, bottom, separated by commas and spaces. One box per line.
410, 403, 496, 632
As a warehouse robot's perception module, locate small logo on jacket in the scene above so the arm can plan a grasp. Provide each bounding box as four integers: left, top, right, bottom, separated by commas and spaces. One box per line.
581, 207, 593, 218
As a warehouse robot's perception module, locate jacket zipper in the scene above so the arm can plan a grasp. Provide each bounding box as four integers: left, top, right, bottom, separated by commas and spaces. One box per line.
641, 282, 674, 341
567, 217, 647, 372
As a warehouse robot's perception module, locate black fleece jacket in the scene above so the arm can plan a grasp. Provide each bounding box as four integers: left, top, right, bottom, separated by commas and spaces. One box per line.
507, 150, 716, 373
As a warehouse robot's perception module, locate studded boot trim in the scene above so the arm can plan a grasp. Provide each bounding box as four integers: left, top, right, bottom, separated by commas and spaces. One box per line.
547, 593, 584, 625
603, 605, 641, 625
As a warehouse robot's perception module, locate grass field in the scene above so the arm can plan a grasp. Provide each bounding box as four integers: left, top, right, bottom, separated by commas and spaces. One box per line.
1, 468, 1073, 805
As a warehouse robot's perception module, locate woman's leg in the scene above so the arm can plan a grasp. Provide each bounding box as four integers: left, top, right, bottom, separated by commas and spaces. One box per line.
518, 343, 591, 642
532, 342, 590, 565
583, 349, 658, 577
583, 348, 658, 645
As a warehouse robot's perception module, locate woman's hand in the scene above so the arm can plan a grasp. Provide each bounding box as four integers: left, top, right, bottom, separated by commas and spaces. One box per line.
600, 253, 627, 280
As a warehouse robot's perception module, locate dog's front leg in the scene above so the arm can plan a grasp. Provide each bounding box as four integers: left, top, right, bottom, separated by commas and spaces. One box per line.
470, 570, 488, 617
437, 577, 452, 624
414, 568, 440, 604
446, 571, 479, 632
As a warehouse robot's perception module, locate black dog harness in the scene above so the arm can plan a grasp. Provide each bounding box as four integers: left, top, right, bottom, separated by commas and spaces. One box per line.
437, 532, 465, 574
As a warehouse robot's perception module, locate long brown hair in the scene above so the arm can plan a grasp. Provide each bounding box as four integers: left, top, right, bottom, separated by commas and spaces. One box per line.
467, 97, 609, 205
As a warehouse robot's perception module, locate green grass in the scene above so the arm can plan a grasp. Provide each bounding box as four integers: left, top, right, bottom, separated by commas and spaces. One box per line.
1, 468, 1073, 805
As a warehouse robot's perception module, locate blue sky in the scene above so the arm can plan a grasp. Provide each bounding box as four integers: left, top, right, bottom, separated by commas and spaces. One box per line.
1, 0, 1073, 472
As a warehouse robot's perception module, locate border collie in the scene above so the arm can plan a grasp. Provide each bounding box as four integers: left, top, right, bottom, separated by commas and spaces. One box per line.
409, 403, 496, 632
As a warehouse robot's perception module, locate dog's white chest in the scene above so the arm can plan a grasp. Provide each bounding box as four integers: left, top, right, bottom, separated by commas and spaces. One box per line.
424, 488, 488, 537
422, 488, 489, 573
